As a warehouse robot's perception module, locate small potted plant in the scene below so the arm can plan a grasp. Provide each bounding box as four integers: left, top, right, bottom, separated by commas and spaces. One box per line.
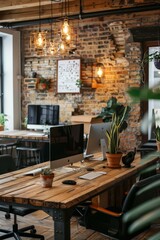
98, 97, 131, 168
0, 113, 8, 131
40, 167, 54, 188
36, 77, 51, 91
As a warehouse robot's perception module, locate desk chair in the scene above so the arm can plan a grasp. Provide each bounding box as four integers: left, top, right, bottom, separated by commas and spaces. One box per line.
78, 174, 160, 240
0, 154, 44, 240
16, 140, 41, 169
0, 139, 17, 157
0, 154, 16, 174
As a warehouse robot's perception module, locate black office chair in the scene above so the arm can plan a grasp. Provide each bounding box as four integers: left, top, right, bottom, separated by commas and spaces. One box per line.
0, 154, 16, 174
78, 174, 160, 240
0, 154, 44, 240
0, 139, 17, 157
16, 140, 41, 169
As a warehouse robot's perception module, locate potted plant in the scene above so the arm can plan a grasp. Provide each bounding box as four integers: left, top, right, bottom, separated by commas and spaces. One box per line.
155, 126, 160, 151
141, 50, 160, 72
98, 97, 131, 168
40, 167, 54, 188
36, 77, 51, 91
0, 113, 8, 131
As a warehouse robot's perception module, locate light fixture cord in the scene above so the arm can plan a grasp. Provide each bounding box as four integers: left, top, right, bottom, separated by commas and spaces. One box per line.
67, 0, 69, 18
65, 0, 67, 18
39, 0, 41, 32
50, 0, 53, 40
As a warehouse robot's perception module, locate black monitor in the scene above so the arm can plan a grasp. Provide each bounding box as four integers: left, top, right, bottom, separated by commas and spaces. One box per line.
49, 124, 84, 169
85, 122, 111, 160
27, 105, 59, 131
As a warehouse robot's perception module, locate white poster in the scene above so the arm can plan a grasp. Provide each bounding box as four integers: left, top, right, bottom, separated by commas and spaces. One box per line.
57, 59, 81, 93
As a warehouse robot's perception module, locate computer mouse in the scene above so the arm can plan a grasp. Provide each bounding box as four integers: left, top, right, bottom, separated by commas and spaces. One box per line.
62, 180, 76, 185
86, 167, 94, 171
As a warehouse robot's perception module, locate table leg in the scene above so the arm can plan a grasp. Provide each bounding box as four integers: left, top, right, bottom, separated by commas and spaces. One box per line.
50, 208, 73, 240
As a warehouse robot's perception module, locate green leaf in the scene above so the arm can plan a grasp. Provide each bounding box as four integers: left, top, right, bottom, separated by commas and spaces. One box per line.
127, 87, 160, 101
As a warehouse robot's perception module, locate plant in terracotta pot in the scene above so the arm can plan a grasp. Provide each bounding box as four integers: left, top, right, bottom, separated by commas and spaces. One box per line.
0, 113, 8, 131
98, 97, 131, 168
40, 167, 54, 188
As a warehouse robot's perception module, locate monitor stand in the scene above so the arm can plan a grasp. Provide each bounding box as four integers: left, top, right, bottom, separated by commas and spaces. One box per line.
100, 139, 107, 160
88, 138, 107, 161
54, 165, 80, 174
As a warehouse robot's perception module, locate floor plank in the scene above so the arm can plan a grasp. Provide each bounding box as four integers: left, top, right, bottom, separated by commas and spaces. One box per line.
0, 210, 159, 239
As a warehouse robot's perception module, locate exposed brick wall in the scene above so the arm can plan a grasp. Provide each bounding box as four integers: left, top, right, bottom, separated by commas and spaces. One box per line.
20, 10, 160, 151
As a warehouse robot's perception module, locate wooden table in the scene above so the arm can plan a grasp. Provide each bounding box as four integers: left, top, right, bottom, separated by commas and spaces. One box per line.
0, 153, 159, 240
0, 130, 49, 142
0, 130, 50, 162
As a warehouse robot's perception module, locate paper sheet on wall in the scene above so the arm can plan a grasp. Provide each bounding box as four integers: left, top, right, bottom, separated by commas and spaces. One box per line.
57, 59, 81, 93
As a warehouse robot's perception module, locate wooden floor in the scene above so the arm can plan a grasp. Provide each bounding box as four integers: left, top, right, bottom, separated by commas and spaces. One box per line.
0, 210, 159, 239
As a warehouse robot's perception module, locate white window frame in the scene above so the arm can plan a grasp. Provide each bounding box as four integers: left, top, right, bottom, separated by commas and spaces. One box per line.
0, 29, 21, 130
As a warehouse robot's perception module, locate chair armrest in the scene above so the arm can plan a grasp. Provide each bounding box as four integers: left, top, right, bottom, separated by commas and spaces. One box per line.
90, 205, 122, 217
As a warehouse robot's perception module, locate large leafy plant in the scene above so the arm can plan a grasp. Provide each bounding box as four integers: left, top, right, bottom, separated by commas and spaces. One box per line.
98, 97, 131, 153
126, 85, 160, 239
0, 113, 8, 126
155, 126, 160, 142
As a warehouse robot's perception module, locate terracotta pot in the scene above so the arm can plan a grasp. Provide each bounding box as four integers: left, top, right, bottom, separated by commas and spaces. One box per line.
156, 141, 160, 151
106, 152, 122, 168
40, 174, 54, 188
0, 125, 4, 131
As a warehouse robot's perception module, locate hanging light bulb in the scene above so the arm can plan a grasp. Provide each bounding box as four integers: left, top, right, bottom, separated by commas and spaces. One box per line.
66, 33, 71, 42
48, 40, 56, 55
60, 42, 65, 51
47, 1, 56, 56
62, 18, 70, 35
35, 32, 46, 49
57, 39, 66, 53
30, 0, 46, 51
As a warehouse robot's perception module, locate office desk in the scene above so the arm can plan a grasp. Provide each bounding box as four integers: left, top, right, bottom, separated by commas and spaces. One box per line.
0, 130, 49, 142
0, 153, 158, 240
0, 130, 49, 163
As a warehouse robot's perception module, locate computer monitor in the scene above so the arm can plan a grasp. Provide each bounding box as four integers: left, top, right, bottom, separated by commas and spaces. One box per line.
85, 122, 111, 159
27, 105, 59, 131
49, 124, 84, 169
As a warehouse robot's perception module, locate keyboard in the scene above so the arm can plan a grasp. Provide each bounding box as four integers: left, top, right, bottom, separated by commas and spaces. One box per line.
79, 171, 107, 180
24, 166, 49, 176
55, 166, 81, 173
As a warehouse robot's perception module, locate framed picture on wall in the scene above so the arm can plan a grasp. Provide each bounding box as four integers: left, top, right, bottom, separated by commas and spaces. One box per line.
57, 59, 81, 93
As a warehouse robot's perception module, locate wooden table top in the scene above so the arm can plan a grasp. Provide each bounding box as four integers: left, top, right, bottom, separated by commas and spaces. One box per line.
0, 153, 158, 210
0, 130, 49, 141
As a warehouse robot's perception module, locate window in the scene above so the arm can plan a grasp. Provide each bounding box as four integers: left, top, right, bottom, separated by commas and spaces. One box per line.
142, 41, 160, 141
0, 37, 3, 113
0, 29, 21, 130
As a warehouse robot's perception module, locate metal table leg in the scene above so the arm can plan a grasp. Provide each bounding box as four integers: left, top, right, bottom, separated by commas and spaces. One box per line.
47, 208, 74, 240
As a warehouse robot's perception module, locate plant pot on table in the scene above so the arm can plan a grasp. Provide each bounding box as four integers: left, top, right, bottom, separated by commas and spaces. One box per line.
106, 152, 122, 168
40, 173, 54, 188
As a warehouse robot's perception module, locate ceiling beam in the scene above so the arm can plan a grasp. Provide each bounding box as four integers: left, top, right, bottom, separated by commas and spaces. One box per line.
0, 3, 159, 28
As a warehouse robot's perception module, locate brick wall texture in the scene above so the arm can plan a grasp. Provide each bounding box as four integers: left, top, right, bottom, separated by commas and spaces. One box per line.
20, 10, 160, 152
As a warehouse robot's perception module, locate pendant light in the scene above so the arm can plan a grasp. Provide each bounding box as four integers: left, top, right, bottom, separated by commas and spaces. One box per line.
61, 0, 71, 44
47, 0, 56, 55
33, 0, 46, 50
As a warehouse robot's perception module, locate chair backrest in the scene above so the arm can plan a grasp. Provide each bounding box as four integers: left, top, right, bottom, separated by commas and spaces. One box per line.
0, 154, 16, 174
122, 174, 160, 213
